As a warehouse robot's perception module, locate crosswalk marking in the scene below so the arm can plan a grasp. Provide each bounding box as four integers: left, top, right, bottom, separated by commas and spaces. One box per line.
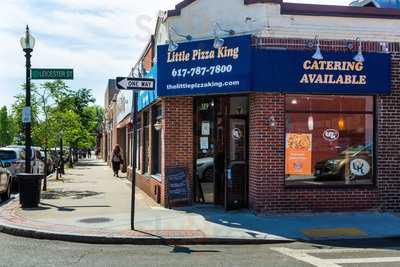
285, 247, 400, 254
271, 247, 342, 267
271, 247, 400, 267
332, 257, 400, 264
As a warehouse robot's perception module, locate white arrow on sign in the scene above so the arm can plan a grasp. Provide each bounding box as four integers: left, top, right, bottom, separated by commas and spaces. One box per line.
118, 78, 129, 90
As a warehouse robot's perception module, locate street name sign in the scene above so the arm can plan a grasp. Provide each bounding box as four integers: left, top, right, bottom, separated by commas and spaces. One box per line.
31, 68, 74, 80
116, 77, 155, 90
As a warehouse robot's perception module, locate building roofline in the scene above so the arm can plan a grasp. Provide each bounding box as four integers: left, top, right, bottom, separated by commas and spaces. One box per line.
166, 0, 400, 19
282, 2, 400, 19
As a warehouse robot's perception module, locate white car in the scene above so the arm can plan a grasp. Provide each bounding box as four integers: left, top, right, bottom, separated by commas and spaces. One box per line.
0, 146, 44, 191
0, 160, 12, 202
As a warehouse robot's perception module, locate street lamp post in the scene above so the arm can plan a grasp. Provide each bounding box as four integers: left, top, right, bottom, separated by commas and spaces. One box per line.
20, 25, 35, 173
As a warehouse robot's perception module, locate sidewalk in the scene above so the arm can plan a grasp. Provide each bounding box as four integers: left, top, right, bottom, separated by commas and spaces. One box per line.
1, 158, 400, 244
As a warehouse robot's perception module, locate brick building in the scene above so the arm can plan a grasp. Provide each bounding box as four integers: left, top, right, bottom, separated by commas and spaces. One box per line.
109, 0, 400, 213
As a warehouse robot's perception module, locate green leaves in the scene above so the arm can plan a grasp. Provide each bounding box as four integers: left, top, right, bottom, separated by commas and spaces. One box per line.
11, 81, 103, 150
0, 106, 16, 146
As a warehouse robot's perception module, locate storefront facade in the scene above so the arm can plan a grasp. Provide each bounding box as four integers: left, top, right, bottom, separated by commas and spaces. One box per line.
112, 0, 400, 213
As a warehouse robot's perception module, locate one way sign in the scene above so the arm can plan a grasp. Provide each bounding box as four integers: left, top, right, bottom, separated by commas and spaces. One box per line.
116, 77, 155, 90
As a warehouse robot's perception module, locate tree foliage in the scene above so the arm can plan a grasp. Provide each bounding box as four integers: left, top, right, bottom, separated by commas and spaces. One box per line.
0, 106, 16, 146
11, 81, 103, 150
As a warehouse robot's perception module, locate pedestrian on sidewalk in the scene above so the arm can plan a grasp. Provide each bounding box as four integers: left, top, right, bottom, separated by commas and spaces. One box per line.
111, 145, 123, 177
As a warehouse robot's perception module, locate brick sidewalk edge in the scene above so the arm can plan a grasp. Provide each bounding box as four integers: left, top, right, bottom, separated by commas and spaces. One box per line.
0, 198, 295, 245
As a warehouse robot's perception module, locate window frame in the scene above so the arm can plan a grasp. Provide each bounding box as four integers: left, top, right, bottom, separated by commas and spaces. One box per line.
136, 115, 142, 173
143, 110, 150, 175
283, 94, 377, 189
151, 104, 162, 175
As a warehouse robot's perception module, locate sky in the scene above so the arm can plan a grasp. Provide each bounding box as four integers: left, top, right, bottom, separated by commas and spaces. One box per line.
0, 0, 352, 111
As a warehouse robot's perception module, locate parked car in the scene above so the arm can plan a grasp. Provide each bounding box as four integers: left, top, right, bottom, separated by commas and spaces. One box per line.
0, 159, 12, 202
0, 146, 45, 191
314, 144, 373, 181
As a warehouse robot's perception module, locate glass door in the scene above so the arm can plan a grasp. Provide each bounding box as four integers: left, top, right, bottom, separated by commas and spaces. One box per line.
225, 97, 248, 210
194, 98, 216, 203
194, 96, 248, 209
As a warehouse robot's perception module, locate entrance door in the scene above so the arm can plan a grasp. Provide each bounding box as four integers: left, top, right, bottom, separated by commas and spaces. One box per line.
194, 96, 248, 210
194, 97, 216, 204
225, 97, 248, 210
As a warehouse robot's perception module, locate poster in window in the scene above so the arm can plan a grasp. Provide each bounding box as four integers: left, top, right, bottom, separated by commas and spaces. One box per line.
285, 133, 312, 176
200, 137, 209, 150
201, 121, 210, 136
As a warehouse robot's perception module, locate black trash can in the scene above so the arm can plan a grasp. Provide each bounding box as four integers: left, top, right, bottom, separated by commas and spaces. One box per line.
18, 174, 43, 208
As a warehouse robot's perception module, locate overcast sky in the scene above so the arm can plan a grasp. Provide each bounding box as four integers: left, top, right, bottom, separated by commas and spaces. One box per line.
0, 0, 352, 110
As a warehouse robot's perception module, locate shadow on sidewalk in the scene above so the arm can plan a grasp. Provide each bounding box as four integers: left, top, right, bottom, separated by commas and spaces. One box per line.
40, 202, 111, 212
41, 190, 104, 200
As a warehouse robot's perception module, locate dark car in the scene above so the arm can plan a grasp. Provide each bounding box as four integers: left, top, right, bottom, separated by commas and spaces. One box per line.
314, 144, 372, 181
0, 159, 12, 202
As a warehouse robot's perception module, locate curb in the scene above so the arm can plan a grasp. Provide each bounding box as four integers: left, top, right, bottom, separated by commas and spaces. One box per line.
0, 223, 295, 245
0, 197, 295, 245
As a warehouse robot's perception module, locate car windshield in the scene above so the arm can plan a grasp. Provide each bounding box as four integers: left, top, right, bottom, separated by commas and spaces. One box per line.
339, 145, 371, 157
0, 150, 17, 160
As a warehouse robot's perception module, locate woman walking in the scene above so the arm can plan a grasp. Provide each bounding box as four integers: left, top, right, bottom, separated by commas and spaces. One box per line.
111, 145, 123, 177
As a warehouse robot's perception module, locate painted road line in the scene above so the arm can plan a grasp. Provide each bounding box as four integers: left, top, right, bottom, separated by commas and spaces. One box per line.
289, 248, 400, 254
271, 247, 400, 267
271, 247, 341, 267
332, 257, 400, 264
302, 227, 367, 238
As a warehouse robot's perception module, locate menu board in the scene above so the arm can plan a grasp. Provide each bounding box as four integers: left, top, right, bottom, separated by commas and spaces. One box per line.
285, 133, 312, 176
166, 167, 189, 205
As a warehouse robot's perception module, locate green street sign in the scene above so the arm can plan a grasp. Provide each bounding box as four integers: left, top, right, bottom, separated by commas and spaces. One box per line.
31, 68, 74, 80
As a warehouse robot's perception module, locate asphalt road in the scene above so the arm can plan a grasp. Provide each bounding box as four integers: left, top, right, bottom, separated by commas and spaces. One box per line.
3, 233, 400, 267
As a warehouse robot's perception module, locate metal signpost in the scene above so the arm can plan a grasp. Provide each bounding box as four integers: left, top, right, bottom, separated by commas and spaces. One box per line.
116, 77, 155, 230
31, 68, 74, 80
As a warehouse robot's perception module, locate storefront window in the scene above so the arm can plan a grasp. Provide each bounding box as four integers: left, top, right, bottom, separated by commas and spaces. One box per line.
152, 105, 162, 175
285, 95, 374, 186
143, 111, 150, 174
136, 116, 141, 171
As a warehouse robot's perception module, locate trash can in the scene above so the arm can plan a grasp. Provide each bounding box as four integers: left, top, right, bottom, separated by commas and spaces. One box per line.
18, 174, 43, 208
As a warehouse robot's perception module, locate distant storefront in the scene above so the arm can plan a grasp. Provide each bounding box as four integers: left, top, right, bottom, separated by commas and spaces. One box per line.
107, 0, 400, 213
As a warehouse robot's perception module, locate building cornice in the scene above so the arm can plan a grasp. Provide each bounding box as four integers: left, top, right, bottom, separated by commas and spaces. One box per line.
166, 0, 400, 19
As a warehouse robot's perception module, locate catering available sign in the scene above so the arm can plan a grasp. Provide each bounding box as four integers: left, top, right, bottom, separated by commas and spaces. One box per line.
253, 49, 391, 95
157, 35, 252, 96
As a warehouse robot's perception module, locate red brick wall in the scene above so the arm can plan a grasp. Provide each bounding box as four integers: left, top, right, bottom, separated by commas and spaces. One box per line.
248, 38, 400, 213
162, 97, 194, 207
377, 51, 400, 211
249, 93, 379, 213
143, 46, 153, 72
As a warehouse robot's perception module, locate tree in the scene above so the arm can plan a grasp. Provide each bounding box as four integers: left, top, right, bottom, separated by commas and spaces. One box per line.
11, 80, 104, 174
11, 85, 40, 145
0, 106, 15, 146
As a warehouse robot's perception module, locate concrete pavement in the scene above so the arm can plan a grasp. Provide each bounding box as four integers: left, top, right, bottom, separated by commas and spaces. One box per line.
2, 158, 400, 244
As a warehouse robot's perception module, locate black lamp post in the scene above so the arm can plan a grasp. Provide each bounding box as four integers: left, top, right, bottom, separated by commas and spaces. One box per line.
20, 25, 35, 173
